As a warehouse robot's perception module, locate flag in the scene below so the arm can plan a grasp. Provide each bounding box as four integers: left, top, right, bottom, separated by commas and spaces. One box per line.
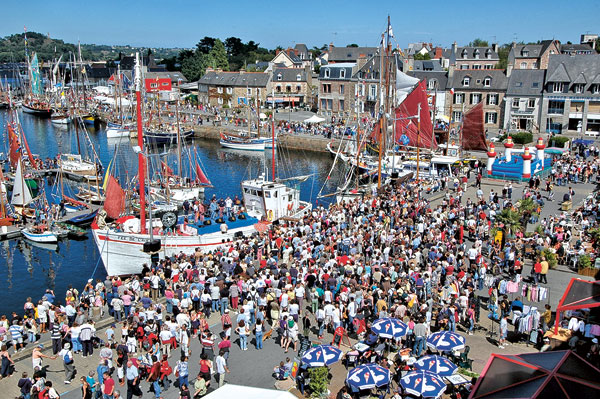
449, 88, 455, 96
31, 53, 42, 95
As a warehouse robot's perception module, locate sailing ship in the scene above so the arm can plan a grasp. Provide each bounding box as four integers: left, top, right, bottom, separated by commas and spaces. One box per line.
92, 53, 311, 276
22, 53, 53, 117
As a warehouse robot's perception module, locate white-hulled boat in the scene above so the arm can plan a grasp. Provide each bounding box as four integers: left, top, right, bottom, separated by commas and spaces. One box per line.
219, 133, 265, 151
58, 153, 97, 176
51, 114, 72, 125
22, 228, 58, 243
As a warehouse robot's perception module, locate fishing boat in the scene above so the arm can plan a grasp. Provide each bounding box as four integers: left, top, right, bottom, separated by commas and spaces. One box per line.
144, 129, 194, 145
68, 209, 98, 226
22, 228, 58, 243
81, 114, 96, 126
92, 53, 311, 276
51, 113, 72, 125
106, 122, 131, 138
58, 153, 97, 176
219, 133, 265, 151
22, 101, 53, 117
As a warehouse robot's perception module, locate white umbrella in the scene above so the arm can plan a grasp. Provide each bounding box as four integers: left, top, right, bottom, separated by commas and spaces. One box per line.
259, 112, 267, 119
304, 114, 326, 123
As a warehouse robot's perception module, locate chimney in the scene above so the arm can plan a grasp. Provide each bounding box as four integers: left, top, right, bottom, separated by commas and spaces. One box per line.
276, 49, 281, 55
329, 42, 334, 53
448, 64, 455, 81
452, 41, 457, 54
507, 62, 513, 77
492, 43, 499, 53
434, 47, 442, 59
357, 54, 368, 71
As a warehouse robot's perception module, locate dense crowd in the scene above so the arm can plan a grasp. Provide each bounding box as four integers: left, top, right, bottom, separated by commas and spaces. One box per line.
1, 144, 599, 399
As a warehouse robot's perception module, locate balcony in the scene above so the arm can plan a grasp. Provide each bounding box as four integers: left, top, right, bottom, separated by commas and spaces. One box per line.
547, 108, 564, 115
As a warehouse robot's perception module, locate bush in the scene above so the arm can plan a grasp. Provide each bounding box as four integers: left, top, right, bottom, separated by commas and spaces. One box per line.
308, 366, 330, 397
511, 132, 533, 145
579, 254, 592, 269
549, 136, 569, 148
540, 248, 558, 269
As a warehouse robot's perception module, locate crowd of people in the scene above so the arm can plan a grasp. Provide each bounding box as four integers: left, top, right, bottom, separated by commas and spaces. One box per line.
0, 143, 599, 399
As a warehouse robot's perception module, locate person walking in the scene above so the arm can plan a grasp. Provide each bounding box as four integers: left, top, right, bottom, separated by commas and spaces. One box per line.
498, 315, 508, 349
147, 355, 162, 399
81, 376, 93, 399
175, 355, 189, 389
59, 342, 76, 384
102, 371, 116, 399
255, 319, 264, 350
214, 350, 229, 388
125, 360, 142, 399
17, 371, 33, 399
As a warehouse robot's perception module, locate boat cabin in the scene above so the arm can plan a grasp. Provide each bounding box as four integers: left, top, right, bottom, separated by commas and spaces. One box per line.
242, 174, 301, 221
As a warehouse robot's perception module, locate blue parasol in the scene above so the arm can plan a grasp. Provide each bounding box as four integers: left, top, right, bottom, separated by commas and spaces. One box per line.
426, 331, 466, 352
371, 317, 408, 339
401, 370, 447, 398
301, 345, 343, 367
346, 363, 391, 390
415, 355, 458, 376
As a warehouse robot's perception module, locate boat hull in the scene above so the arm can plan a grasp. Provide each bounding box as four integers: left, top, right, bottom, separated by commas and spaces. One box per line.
92, 223, 258, 276
144, 130, 194, 145
22, 104, 53, 117
220, 139, 265, 151
22, 229, 58, 243
106, 128, 131, 138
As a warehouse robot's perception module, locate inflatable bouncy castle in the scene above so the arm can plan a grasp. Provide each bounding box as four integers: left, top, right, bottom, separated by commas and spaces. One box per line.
487, 137, 552, 181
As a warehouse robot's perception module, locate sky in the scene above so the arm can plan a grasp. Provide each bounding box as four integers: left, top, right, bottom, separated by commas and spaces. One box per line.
4, 0, 600, 50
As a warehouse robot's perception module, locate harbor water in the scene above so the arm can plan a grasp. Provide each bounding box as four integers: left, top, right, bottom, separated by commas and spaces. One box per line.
0, 110, 343, 315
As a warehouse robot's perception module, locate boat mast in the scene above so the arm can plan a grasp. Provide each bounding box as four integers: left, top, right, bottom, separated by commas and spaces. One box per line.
135, 53, 147, 234
377, 15, 392, 189
271, 115, 276, 180
416, 103, 421, 180
175, 96, 182, 178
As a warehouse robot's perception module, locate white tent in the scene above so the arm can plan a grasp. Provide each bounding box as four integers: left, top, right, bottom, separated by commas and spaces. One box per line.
92, 86, 111, 95
202, 384, 297, 399
304, 114, 326, 123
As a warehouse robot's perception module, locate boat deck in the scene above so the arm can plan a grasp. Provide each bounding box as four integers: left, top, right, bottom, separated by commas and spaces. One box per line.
178, 213, 260, 234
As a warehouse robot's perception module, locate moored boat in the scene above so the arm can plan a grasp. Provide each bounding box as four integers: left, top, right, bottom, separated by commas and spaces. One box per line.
22, 228, 58, 243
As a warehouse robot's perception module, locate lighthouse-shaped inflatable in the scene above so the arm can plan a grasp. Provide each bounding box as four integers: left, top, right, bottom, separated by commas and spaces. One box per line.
504, 136, 514, 162
535, 137, 546, 170
487, 143, 497, 176
522, 147, 533, 179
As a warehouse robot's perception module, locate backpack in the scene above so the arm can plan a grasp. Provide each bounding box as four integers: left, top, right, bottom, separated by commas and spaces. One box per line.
63, 351, 72, 364
38, 388, 49, 399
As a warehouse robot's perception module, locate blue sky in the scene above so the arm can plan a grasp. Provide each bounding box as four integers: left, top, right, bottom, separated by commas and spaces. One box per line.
5, 0, 600, 50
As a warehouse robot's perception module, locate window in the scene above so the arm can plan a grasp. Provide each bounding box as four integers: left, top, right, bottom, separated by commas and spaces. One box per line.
161, 82, 169, 86
486, 49, 492, 59
548, 100, 564, 114
340, 69, 346, 79
487, 93, 498, 105
484, 64, 493, 69
574, 84, 584, 94
520, 62, 527, 69
454, 93, 465, 104
522, 50, 529, 57
226, 87, 233, 94
462, 77, 470, 86
533, 62, 539, 69
339, 99, 344, 110
552, 82, 563, 93
485, 112, 497, 124
217, 87, 223, 94
428, 79, 437, 90
324, 68, 330, 78
470, 93, 481, 104
296, 74, 301, 81
277, 73, 282, 81
453, 111, 463, 122
532, 82, 539, 88
322, 84, 331, 93
369, 85, 377, 100
247, 88, 252, 96
473, 64, 481, 70
339, 84, 345, 95
512, 98, 520, 108
276, 85, 281, 93
474, 49, 480, 59
593, 84, 600, 94
320, 99, 326, 110
285, 85, 291, 93
150, 83, 158, 88
528, 98, 536, 108
484, 77, 491, 87
460, 64, 469, 70
217, 97, 223, 104
461, 49, 468, 59
515, 82, 523, 87
296, 85, 301, 92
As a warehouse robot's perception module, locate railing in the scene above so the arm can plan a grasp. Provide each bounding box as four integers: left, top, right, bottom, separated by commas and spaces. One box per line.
547, 107, 564, 115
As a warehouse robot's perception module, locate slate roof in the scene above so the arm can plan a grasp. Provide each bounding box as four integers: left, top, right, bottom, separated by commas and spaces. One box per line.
506, 69, 546, 96
145, 71, 187, 83
352, 54, 400, 80
545, 54, 600, 95
328, 46, 377, 63
294, 44, 310, 59
273, 68, 308, 82
413, 59, 443, 71
448, 69, 508, 90
561, 43, 596, 54
513, 44, 543, 58
198, 71, 270, 87
319, 63, 355, 80
408, 71, 448, 91
456, 46, 499, 60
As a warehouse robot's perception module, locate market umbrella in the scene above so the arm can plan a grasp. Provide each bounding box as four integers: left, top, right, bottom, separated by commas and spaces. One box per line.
301, 345, 343, 367
415, 355, 458, 376
426, 331, 466, 352
401, 370, 447, 398
371, 317, 408, 339
346, 363, 391, 390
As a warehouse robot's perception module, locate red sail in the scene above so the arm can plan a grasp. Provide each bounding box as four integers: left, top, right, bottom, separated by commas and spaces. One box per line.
161, 161, 173, 177
395, 80, 437, 149
195, 163, 211, 185
461, 102, 487, 151
103, 176, 125, 219
8, 124, 20, 169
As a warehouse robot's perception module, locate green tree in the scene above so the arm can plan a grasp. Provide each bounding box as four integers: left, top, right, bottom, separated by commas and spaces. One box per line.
414, 52, 431, 60
496, 208, 521, 237
181, 52, 214, 81
224, 37, 244, 57
595, 38, 600, 52
495, 43, 510, 69
346, 43, 359, 47
209, 39, 229, 71
469, 38, 489, 47
196, 36, 216, 54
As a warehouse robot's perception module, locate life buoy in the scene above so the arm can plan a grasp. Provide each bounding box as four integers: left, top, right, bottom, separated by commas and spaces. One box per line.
267, 210, 274, 222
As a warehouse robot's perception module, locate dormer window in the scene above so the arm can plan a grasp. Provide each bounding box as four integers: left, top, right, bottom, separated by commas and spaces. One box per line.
461, 49, 468, 59
486, 49, 492, 59
552, 82, 563, 93
428, 79, 437, 90
324, 68, 330, 78
462, 77, 470, 86
277, 73, 282, 81
592, 84, 600, 94
340, 69, 346, 79
574, 83, 584, 94
474, 49, 480, 59
484, 77, 491, 87
296, 74, 301, 81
